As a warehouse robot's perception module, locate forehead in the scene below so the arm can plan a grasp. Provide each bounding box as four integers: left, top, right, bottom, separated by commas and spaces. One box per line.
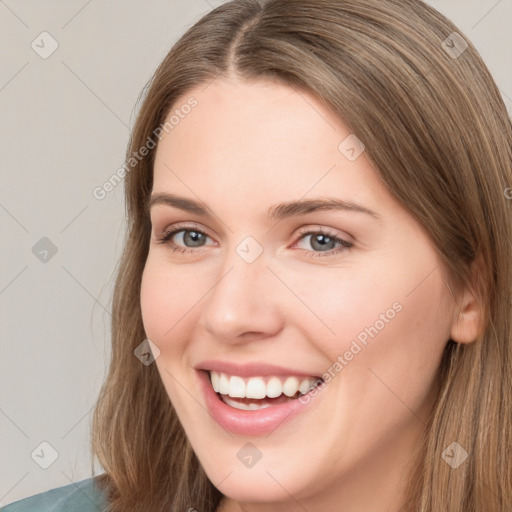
158, 79, 342, 162
151, 77, 393, 219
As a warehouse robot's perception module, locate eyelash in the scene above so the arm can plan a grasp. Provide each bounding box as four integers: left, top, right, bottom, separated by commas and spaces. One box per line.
155, 222, 353, 258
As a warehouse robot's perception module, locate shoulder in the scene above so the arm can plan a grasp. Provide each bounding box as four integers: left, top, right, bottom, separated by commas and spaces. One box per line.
0, 476, 109, 512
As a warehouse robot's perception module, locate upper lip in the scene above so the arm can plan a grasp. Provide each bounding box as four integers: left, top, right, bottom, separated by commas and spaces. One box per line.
195, 360, 323, 378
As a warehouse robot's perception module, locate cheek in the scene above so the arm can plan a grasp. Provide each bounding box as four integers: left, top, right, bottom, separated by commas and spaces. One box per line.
297, 257, 451, 391
140, 259, 200, 353
282, 263, 404, 358
335, 268, 451, 421
140, 261, 199, 412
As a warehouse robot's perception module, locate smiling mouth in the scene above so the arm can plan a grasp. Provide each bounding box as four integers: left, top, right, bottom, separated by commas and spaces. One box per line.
207, 370, 324, 411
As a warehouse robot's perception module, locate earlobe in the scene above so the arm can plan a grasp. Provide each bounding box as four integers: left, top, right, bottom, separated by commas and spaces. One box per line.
449, 264, 484, 344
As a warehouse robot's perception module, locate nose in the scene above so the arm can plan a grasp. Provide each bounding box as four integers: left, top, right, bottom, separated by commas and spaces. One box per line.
198, 249, 284, 344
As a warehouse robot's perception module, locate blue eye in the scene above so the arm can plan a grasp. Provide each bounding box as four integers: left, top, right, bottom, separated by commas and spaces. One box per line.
293, 228, 353, 257
156, 225, 213, 254
156, 224, 353, 257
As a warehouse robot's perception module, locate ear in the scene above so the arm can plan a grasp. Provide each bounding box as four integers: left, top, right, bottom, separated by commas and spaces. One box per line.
449, 257, 484, 344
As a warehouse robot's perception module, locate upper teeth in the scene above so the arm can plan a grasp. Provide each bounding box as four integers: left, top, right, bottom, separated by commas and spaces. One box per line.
209, 371, 320, 399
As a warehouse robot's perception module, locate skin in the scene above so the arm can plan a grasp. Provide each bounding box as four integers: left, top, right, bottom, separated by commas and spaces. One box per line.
140, 76, 481, 512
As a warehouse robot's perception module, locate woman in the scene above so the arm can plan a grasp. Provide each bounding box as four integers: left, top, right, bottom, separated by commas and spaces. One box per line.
3, 0, 511, 510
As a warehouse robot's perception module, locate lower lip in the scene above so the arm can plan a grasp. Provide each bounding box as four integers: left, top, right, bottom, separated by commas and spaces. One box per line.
197, 370, 320, 436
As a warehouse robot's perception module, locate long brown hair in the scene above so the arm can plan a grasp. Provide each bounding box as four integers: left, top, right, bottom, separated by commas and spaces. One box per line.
90, 1, 512, 510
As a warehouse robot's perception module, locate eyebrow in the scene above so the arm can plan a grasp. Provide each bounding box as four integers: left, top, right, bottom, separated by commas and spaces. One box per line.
146, 192, 382, 222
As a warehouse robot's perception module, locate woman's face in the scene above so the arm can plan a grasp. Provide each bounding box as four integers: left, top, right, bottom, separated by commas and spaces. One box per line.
140, 77, 459, 510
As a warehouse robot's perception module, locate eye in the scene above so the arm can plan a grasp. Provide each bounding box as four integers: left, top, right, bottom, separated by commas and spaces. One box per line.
155, 223, 353, 258
293, 226, 353, 257
155, 223, 214, 254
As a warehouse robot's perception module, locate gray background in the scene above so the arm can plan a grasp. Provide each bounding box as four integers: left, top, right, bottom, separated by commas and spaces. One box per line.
1, 0, 510, 506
